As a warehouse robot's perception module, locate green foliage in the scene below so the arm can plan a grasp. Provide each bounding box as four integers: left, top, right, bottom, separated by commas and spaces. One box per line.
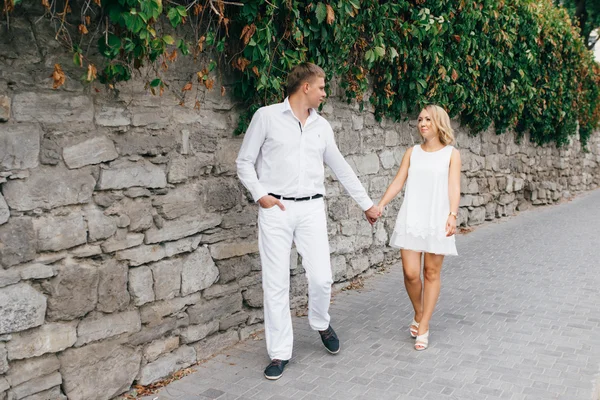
227, 0, 600, 145
4, 0, 599, 145
554, 0, 600, 49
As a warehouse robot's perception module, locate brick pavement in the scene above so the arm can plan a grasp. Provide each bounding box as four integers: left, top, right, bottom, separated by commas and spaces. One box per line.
141, 189, 600, 400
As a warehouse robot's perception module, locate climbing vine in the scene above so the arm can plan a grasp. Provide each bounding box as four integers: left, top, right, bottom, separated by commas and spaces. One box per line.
2, 0, 599, 145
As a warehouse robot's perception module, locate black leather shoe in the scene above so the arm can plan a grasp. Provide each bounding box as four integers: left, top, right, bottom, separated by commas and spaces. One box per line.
319, 325, 340, 354
264, 359, 289, 380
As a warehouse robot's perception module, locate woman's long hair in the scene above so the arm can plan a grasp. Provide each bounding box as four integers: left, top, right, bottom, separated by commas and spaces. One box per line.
424, 105, 455, 145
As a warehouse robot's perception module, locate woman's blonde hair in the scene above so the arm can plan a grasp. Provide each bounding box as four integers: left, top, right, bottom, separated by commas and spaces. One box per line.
423, 104, 455, 145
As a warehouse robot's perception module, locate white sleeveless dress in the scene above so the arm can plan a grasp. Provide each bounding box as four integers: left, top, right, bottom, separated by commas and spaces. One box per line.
389, 144, 458, 256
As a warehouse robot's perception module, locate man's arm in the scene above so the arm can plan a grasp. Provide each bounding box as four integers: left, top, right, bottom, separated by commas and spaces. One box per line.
323, 130, 379, 223
236, 110, 269, 203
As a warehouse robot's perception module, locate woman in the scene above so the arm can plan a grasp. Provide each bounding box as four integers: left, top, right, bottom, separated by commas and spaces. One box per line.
378, 104, 461, 351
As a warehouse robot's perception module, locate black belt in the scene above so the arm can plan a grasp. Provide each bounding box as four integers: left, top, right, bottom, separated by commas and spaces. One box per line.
268, 193, 323, 202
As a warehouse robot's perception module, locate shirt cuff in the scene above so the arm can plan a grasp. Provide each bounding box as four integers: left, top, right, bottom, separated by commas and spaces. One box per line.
359, 199, 374, 212
252, 188, 269, 203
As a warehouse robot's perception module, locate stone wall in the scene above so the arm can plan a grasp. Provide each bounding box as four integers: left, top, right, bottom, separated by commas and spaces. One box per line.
1, 16, 600, 400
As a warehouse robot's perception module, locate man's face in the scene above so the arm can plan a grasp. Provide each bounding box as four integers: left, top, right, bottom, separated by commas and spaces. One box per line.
305, 76, 327, 108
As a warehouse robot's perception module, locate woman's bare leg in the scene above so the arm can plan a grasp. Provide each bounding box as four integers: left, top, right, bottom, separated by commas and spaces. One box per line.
400, 249, 424, 325
418, 252, 445, 335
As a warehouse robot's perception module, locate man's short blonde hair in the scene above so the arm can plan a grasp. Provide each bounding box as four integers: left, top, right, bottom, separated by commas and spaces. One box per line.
287, 62, 325, 95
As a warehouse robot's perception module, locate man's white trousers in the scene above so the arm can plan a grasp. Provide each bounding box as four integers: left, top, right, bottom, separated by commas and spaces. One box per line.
258, 198, 333, 361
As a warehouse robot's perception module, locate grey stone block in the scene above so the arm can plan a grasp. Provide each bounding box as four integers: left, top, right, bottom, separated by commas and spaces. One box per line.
150, 259, 182, 301
181, 247, 219, 296
85, 207, 117, 242
242, 284, 263, 308
0, 95, 9, 122
216, 255, 255, 284
117, 244, 166, 267
0, 343, 7, 374
75, 311, 141, 346
143, 336, 180, 363
136, 345, 196, 386
203, 282, 240, 300
71, 244, 102, 258
101, 232, 144, 253
0, 218, 36, 267
19, 386, 66, 400
128, 315, 188, 347
144, 214, 221, 244
139, 293, 201, 324
7, 322, 77, 360
17, 263, 56, 281
10, 372, 62, 400
468, 207, 486, 226
41, 260, 98, 321
97, 160, 166, 190
105, 197, 154, 232
208, 240, 258, 260
59, 339, 142, 400
193, 330, 239, 361
5, 354, 60, 387
34, 213, 87, 252
180, 321, 219, 344
128, 266, 155, 306
0, 194, 9, 226
97, 259, 130, 313
95, 105, 131, 127
187, 292, 243, 325
62, 136, 118, 169
0, 269, 21, 288
0, 123, 40, 170
0, 283, 46, 335
12, 93, 93, 124
219, 312, 248, 331
152, 186, 202, 220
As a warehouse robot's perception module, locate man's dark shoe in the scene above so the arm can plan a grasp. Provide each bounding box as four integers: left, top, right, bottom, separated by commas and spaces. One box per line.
319, 325, 340, 354
264, 359, 289, 380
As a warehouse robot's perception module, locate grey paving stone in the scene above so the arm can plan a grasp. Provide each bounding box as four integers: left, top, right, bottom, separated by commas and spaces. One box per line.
143, 189, 600, 399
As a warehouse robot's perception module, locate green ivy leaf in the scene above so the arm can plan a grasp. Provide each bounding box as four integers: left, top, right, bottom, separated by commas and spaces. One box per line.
177, 39, 189, 55
73, 51, 82, 67
150, 78, 161, 87
176, 5, 187, 17
374, 46, 386, 58
315, 3, 327, 24
163, 35, 175, 45
168, 8, 181, 27
98, 34, 122, 59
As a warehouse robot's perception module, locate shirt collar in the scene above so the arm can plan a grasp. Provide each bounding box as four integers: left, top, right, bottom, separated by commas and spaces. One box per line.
282, 97, 318, 123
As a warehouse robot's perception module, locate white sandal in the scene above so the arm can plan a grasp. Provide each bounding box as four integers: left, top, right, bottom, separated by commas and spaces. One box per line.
414, 331, 429, 351
409, 319, 419, 338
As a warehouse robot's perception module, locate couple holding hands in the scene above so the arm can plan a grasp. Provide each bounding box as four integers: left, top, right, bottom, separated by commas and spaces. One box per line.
236, 63, 461, 380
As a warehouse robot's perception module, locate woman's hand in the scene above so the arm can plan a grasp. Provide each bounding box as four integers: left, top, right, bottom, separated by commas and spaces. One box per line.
445, 215, 457, 237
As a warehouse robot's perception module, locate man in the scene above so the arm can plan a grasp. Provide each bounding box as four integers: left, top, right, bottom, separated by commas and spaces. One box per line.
236, 62, 380, 380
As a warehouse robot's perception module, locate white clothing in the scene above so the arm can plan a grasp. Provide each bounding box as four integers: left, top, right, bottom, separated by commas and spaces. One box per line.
258, 198, 332, 360
237, 98, 374, 361
390, 145, 458, 256
236, 98, 373, 211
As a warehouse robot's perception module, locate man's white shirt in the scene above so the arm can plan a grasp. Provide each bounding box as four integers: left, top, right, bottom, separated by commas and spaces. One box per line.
236, 98, 374, 211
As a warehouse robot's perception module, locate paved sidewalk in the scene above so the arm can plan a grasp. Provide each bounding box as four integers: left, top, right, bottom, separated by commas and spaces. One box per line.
142, 189, 600, 400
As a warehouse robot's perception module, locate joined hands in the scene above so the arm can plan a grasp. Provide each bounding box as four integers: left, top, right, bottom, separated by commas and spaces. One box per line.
365, 204, 383, 226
